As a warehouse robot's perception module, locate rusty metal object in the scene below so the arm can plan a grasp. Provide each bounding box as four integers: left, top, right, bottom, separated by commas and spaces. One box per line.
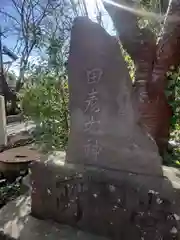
0, 146, 41, 179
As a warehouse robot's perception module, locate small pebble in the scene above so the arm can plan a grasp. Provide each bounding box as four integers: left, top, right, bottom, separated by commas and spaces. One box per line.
170, 227, 178, 234
174, 214, 180, 221
93, 193, 98, 198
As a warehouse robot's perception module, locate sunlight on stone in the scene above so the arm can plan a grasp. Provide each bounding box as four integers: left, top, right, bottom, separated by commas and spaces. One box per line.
47, 151, 66, 166
3, 217, 24, 239
15, 195, 27, 207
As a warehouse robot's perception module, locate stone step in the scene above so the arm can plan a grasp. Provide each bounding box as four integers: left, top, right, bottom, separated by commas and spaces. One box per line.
0, 194, 109, 240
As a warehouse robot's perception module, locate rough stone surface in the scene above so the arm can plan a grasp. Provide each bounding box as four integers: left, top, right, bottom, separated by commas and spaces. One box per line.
31, 153, 180, 240
66, 17, 162, 176
7, 121, 35, 137
0, 96, 7, 147
0, 194, 108, 240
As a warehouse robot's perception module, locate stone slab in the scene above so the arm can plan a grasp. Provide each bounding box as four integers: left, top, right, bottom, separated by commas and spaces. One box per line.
7, 121, 35, 137
0, 194, 109, 240
32, 151, 180, 193
31, 153, 180, 239
7, 114, 23, 124
163, 166, 180, 190
67, 17, 162, 176
26, 151, 180, 194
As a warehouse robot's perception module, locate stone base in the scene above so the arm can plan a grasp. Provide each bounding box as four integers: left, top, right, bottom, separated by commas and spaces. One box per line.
31, 152, 180, 240
0, 194, 108, 240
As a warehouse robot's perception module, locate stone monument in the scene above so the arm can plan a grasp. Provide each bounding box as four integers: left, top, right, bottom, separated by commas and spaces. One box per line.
0, 95, 7, 148
66, 17, 162, 176
31, 17, 179, 240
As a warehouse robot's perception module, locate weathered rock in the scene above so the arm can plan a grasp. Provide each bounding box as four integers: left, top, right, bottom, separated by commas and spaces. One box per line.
31, 152, 180, 240
0, 96, 7, 148
66, 17, 162, 176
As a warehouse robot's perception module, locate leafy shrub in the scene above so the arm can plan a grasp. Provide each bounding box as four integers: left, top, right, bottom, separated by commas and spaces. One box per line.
20, 73, 69, 152
164, 67, 180, 167
166, 67, 180, 142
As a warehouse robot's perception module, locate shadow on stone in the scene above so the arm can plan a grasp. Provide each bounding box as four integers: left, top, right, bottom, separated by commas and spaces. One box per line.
0, 194, 107, 240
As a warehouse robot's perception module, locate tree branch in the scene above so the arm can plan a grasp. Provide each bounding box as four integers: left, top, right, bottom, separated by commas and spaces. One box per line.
103, 0, 142, 62
103, 0, 156, 89
150, 0, 180, 95
11, 0, 22, 17
0, 10, 20, 25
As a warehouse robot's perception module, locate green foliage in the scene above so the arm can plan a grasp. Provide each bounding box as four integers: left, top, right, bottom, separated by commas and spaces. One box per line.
20, 72, 69, 152
163, 67, 180, 168
140, 0, 168, 13
166, 67, 180, 141
0, 180, 21, 206
122, 48, 135, 81
138, 0, 168, 37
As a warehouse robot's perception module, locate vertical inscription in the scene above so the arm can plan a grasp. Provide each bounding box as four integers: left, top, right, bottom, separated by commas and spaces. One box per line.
87, 68, 102, 84
84, 68, 103, 161
84, 116, 100, 132
84, 139, 102, 161
84, 88, 100, 113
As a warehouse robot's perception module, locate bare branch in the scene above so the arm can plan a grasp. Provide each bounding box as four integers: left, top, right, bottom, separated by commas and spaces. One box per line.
11, 0, 22, 16
81, 0, 89, 17
69, 0, 79, 17
103, 0, 155, 62
0, 10, 20, 25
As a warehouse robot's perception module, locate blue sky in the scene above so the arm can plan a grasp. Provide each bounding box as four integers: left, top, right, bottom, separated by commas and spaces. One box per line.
0, 0, 21, 65
0, 0, 114, 74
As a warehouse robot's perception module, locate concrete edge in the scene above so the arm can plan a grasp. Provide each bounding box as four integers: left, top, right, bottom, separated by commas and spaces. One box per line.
7, 115, 24, 124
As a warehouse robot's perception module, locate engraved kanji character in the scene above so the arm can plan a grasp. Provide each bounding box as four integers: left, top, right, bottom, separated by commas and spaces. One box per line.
84, 88, 100, 113
84, 139, 102, 161
87, 68, 103, 84
84, 115, 100, 132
